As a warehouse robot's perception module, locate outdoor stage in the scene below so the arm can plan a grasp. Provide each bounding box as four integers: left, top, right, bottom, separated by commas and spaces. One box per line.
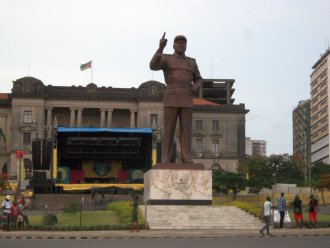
55, 183, 143, 192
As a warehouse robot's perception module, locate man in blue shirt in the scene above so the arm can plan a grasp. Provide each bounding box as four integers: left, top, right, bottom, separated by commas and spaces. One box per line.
278, 192, 287, 228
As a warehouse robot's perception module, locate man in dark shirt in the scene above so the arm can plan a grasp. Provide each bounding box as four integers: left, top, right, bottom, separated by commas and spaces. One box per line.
293, 194, 304, 227
308, 194, 318, 228
131, 195, 139, 232
150, 33, 202, 163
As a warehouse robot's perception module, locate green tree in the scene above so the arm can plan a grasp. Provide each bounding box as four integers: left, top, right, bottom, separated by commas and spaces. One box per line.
0, 173, 8, 191
311, 162, 330, 187
269, 154, 305, 185
238, 154, 305, 193
311, 162, 330, 205
213, 170, 247, 200
238, 155, 272, 193
319, 174, 330, 205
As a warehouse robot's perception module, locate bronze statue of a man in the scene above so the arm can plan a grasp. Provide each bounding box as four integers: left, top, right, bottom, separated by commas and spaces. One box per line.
150, 33, 202, 163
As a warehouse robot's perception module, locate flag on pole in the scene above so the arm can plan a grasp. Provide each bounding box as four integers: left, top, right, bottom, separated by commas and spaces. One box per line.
80, 61, 92, 71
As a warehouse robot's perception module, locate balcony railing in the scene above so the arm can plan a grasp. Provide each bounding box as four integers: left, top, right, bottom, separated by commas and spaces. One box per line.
192, 151, 237, 159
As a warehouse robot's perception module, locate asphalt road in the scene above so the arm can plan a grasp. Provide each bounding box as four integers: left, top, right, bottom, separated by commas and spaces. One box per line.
2, 236, 330, 248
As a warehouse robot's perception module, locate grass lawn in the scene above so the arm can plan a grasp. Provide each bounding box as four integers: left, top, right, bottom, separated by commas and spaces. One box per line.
287, 210, 330, 223
214, 197, 330, 225
29, 210, 121, 227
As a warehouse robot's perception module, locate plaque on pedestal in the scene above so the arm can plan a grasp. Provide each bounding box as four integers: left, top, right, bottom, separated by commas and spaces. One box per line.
144, 163, 212, 205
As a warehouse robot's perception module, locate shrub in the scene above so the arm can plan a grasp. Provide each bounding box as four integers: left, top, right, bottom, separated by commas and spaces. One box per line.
64, 202, 79, 214
233, 200, 263, 219
42, 214, 58, 226
106, 201, 144, 226
106, 201, 131, 224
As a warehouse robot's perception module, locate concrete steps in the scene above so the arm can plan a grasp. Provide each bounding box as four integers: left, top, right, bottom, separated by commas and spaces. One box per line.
141, 205, 262, 230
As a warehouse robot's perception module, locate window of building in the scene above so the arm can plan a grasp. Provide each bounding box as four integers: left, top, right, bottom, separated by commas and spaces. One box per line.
212, 120, 219, 131
23, 111, 32, 123
212, 139, 220, 155
150, 114, 158, 128
24, 158, 33, 179
196, 120, 203, 131
148, 85, 158, 96
196, 139, 203, 156
23, 132, 31, 147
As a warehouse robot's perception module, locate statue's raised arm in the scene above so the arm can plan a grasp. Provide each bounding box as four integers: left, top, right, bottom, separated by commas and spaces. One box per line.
158, 32, 167, 52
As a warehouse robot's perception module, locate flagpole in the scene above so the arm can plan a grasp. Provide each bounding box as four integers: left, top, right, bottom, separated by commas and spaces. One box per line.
91, 61, 93, 83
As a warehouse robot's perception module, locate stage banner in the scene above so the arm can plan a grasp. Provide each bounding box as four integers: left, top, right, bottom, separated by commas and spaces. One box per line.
152, 148, 157, 166
83, 160, 121, 178
129, 169, 144, 183
52, 148, 58, 179
70, 169, 84, 183
55, 183, 144, 191
57, 167, 70, 183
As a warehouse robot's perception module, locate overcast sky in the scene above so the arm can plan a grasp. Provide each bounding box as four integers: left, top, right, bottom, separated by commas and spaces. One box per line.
1, 0, 330, 156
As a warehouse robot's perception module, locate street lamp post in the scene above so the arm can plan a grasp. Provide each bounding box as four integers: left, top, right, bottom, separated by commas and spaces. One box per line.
80, 195, 84, 230
15, 149, 24, 192
271, 163, 279, 200
308, 158, 312, 194
175, 131, 180, 163
273, 163, 279, 184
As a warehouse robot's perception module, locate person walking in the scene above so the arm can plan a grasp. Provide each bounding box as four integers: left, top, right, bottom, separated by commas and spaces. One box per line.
130, 195, 140, 232
100, 194, 106, 210
150, 33, 202, 163
278, 192, 287, 228
293, 194, 304, 228
18, 195, 26, 210
18, 202, 30, 228
11, 201, 19, 229
1, 195, 12, 231
259, 196, 273, 236
308, 194, 318, 228
17, 213, 24, 229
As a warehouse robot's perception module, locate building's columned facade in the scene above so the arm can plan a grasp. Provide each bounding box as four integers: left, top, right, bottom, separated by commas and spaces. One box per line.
0, 76, 248, 183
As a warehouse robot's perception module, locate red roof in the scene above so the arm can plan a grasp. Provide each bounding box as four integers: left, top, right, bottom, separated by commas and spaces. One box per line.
0, 93, 8, 100
193, 98, 220, 106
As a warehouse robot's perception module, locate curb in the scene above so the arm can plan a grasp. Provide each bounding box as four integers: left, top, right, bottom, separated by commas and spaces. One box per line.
1, 228, 330, 239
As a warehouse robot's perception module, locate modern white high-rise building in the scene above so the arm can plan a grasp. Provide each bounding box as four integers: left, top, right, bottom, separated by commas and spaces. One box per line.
310, 49, 330, 165
245, 137, 267, 156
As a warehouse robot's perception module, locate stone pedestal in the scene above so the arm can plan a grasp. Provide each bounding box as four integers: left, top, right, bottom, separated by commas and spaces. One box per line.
144, 163, 212, 205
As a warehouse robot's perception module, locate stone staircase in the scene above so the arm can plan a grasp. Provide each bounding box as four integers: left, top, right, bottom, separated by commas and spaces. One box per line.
141, 205, 262, 229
